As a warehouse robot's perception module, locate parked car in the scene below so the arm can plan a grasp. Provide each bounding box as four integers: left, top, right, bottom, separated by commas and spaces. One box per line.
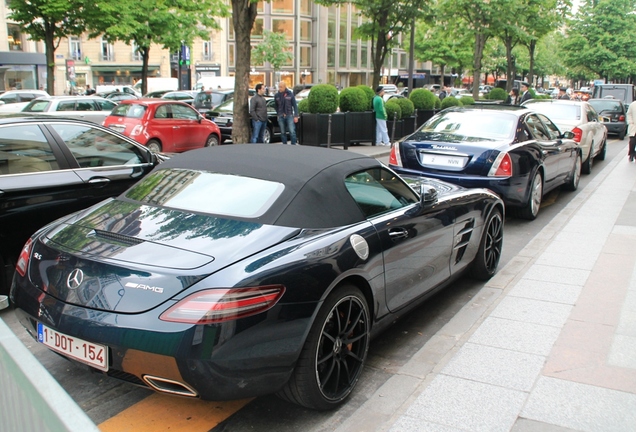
592, 83, 635, 105
193, 89, 235, 113
21, 96, 117, 124
522, 99, 607, 174
588, 98, 627, 140
389, 105, 582, 220
162, 90, 198, 105
0, 90, 49, 113
102, 99, 221, 152
0, 114, 163, 294
379, 84, 399, 94
104, 92, 140, 103
143, 90, 172, 98
11, 144, 504, 410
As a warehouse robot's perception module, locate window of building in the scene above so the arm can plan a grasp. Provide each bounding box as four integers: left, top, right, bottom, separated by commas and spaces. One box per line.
228, 20, 235, 41
328, 19, 336, 42
339, 18, 347, 44
202, 41, 213, 61
228, 44, 235, 67
361, 46, 368, 69
69, 37, 81, 61
350, 46, 358, 69
300, 0, 311, 15
131, 42, 143, 61
7, 24, 23, 51
252, 18, 264, 39
300, 46, 311, 68
257, 0, 264, 12
400, 52, 407, 69
300, 20, 311, 42
101, 39, 114, 61
272, 19, 294, 40
327, 45, 335, 68
271, 0, 293, 14
339, 45, 347, 68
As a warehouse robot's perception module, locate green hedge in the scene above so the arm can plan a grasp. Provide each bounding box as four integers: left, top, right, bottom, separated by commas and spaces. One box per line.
298, 98, 309, 113
385, 100, 402, 120
357, 85, 375, 110
339, 86, 368, 112
307, 84, 339, 113
488, 88, 508, 101
395, 97, 415, 117
459, 96, 475, 105
441, 96, 462, 109
409, 88, 437, 110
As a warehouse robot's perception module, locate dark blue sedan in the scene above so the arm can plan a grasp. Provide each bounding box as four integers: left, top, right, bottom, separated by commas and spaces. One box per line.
389, 105, 582, 220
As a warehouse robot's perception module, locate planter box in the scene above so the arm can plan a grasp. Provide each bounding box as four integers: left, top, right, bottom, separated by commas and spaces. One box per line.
387, 119, 403, 142
344, 111, 375, 149
416, 109, 437, 126
299, 112, 346, 147
403, 116, 417, 137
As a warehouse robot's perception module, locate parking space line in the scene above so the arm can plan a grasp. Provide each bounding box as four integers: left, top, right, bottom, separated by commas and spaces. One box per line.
98, 394, 252, 432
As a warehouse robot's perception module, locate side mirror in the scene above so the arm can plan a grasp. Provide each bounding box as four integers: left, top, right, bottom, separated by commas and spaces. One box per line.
562, 131, 575, 140
420, 184, 438, 207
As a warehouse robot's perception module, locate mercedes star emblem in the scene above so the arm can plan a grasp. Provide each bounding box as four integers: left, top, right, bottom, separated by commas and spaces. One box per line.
67, 269, 84, 289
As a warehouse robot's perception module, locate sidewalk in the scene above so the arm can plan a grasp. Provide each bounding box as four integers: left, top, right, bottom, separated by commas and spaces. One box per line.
337, 142, 636, 432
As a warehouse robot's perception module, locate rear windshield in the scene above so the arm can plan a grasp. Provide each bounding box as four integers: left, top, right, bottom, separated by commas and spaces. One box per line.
195, 92, 226, 106
418, 111, 516, 140
111, 104, 147, 118
125, 168, 284, 218
589, 100, 622, 113
528, 103, 580, 121
23, 100, 51, 112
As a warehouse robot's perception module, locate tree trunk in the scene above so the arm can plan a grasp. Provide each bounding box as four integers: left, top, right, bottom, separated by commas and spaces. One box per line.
44, 22, 56, 95
141, 47, 150, 96
504, 36, 514, 92
231, 0, 258, 144
528, 40, 536, 87
371, 16, 389, 89
472, 32, 487, 99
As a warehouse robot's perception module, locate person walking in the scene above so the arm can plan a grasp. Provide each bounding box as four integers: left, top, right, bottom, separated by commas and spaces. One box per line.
626, 100, 636, 161
557, 87, 570, 100
373, 86, 391, 146
249, 83, 268, 143
274, 82, 299, 145
519, 82, 532, 104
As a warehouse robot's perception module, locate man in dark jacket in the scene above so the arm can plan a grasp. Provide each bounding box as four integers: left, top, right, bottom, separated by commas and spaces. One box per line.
249, 83, 268, 143
274, 81, 299, 145
519, 82, 533, 104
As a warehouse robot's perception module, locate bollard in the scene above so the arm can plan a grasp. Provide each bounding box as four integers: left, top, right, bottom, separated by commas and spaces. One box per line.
327, 114, 332, 148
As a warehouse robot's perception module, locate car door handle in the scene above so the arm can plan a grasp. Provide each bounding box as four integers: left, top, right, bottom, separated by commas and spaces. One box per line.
173, 126, 180, 129
389, 228, 409, 240
88, 177, 111, 185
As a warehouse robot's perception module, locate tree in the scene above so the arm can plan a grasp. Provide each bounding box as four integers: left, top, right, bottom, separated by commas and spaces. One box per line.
252, 30, 294, 84
86, 0, 227, 95
316, 0, 429, 89
8, 0, 86, 94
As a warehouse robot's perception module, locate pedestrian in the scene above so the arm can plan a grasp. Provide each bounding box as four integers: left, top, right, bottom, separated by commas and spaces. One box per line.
274, 81, 299, 145
626, 100, 636, 161
506, 88, 519, 105
519, 82, 532, 104
250, 83, 268, 143
200, 86, 205, 92
438, 85, 449, 100
557, 87, 569, 100
85, 84, 96, 95
373, 86, 391, 146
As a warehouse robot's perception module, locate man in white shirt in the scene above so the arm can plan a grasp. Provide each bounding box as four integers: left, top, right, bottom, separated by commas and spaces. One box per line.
626, 100, 636, 161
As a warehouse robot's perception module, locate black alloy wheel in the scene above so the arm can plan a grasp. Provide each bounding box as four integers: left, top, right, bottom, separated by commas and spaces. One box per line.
470, 208, 504, 280
278, 285, 370, 410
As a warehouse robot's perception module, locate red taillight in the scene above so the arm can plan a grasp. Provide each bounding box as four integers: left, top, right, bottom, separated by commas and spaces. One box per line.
160, 285, 286, 324
572, 127, 583, 143
619, 115, 625, 122
488, 152, 513, 177
15, 238, 33, 277
388, 143, 401, 167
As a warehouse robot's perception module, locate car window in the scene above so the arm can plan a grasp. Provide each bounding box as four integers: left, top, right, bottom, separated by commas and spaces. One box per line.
536, 114, 561, 140
155, 105, 170, 119
96, 100, 116, 111
420, 111, 516, 140
20, 93, 39, 102
528, 102, 580, 121
111, 103, 146, 118
589, 100, 622, 113
23, 100, 50, 112
0, 94, 18, 104
345, 168, 418, 218
76, 101, 96, 111
49, 124, 145, 168
525, 114, 551, 141
0, 124, 59, 174
586, 107, 598, 122
171, 104, 199, 120
56, 101, 77, 111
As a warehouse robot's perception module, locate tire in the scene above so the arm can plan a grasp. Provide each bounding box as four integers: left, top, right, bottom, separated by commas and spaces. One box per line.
469, 207, 504, 281
582, 143, 594, 174
563, 154, 582, 191
595, 137, 607, 161
277, 285, 370, 410
205, 134, 219, 147
619, 129, 626, 140
0, 255, 12, 296
146, 139, 162, 153
513, 170, 543, 220
263, 127, 272, 144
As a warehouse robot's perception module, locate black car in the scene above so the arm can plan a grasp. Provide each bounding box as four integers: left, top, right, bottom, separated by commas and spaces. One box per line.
193, 89, 235, 113
588, 98, 627, 140
0, 114, 162, 294
206, 97, 287, 143
162, 90, 198, 106
11, 144, 503, 410
389, 105, 582, 220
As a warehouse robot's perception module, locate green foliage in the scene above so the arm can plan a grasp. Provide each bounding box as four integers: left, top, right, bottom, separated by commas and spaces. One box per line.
339, 87, 369, 112
357, 85, 375, 110
441, 96, 462, 109
307, 84, 339, 114
385, 100, 402, 120
488, 88, 508, 101
394, 97, 415, 117
459, 96, 475, 105
251, 30, 294, 74
298, 98, 309, 113
409, 89, 437, 110
435, 98, 441, 109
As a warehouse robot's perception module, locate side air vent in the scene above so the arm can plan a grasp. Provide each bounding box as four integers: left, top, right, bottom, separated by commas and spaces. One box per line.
453, 219, 475, 264
91, 229, 144, 246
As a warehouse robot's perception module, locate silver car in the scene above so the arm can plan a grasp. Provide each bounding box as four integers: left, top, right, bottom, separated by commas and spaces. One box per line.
21, 96, 117, 124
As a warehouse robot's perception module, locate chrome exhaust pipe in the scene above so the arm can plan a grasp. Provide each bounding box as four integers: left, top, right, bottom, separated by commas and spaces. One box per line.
142, 375, 198, 397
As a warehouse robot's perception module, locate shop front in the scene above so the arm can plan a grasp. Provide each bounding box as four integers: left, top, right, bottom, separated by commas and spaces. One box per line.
91, 64, 161, 87
0, 52, 46, 91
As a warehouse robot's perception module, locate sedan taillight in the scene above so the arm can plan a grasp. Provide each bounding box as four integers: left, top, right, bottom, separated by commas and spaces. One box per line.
488, 152, 512, 177
619, 115, 626, 122
15, 238, 33, 278
572, 127, 583, 143
389, 143, 402, 167
160, 285, 286, 325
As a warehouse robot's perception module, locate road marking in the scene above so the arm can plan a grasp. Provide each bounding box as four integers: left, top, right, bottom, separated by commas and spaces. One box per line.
98, 394, 252, 432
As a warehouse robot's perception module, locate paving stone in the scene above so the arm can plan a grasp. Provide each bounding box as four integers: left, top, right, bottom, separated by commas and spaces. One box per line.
508, 279, 581, 305
522, 264, 590, 287
490, 296, 572, 328
388, 416, 465, 432
468, 317, 561, 356
608, 334, 636, 369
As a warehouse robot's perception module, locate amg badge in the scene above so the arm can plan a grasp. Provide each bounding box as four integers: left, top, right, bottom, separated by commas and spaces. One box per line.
125, 282, 164, 294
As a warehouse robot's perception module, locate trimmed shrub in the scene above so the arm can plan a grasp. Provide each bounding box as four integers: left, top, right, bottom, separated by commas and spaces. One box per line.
357, 85, 375, 110
339, 86, 368, 112
488, 88, 508, 101
307, 84, 339, 113
434, 98, 441, 109
385, 100, 402, 120
298, 98, 309, 113
441, 96, 462, 109
459, 96, 475, 105
409, 88, 437, 110
394, 97, 415, 117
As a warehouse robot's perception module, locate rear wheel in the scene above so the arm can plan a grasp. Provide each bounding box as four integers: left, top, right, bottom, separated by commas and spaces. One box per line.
147, 139, 162, 153
205, 134, 219, 147
263, 127, 272, 144
0, 255, 13, 296
514, 170, 543, 220
595, 137, 607, 161
469, 208, 503, 280
563, 154, 582, 191
277, 285, 370, 410
619, 129, 626, 140
582, 143, 594, 174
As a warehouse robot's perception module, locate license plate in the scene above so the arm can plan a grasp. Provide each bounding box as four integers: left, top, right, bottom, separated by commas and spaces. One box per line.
37, 322, 108, 371
420, 153, 467, 169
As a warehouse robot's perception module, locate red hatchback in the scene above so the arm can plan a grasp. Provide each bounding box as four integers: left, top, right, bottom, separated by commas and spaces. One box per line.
103, 99, 222, 152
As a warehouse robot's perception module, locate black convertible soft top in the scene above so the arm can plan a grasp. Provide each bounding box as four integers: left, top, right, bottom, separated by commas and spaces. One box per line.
155, 144, 383, 228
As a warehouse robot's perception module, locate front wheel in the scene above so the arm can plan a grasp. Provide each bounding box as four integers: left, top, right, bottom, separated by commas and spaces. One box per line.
277, 285, 370, 410
563, 154, 582, 191
469, 208, 504, 280
205, 134, 219, 147
263, 127, 272, 144
146, 139, 162, 153
513, 170, 543, 220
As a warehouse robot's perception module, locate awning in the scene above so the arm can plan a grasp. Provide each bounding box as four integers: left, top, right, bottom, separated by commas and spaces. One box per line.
90, 65, 160, 73
399, 73, 426, 79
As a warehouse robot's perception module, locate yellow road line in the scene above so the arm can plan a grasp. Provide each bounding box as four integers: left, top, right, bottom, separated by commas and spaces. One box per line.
98, 394, 252, 432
